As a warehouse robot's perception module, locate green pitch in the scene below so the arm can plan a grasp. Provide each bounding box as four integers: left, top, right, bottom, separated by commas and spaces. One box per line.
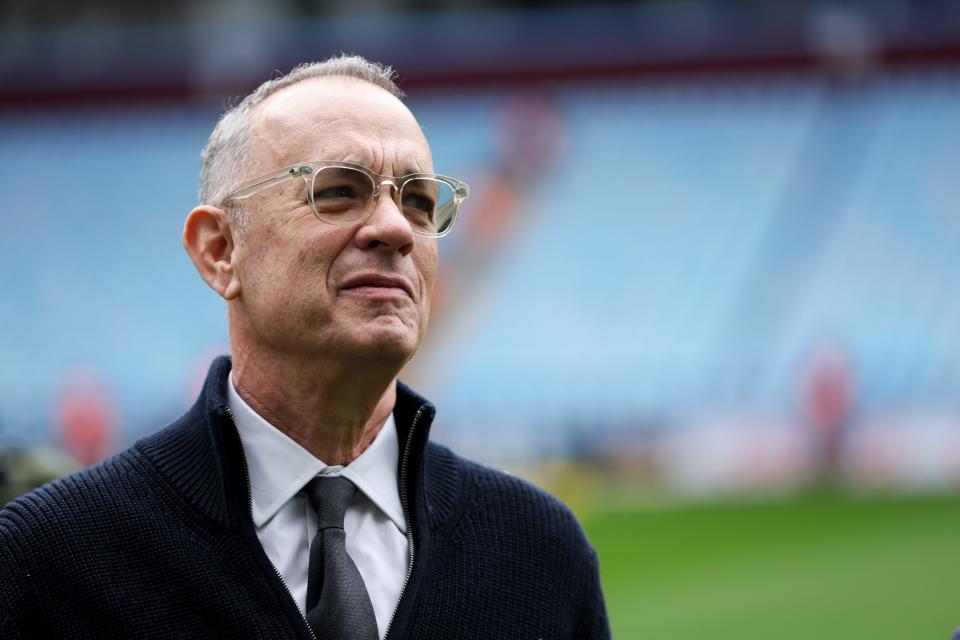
581, 491, 960, 639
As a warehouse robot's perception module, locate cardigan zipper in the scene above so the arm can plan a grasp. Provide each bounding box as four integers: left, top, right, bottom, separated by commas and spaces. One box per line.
225, 408, 319, 640
382, 405, 424, 640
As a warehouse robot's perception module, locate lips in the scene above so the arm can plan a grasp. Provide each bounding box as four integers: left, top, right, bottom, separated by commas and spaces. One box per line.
339, 273, 415, 299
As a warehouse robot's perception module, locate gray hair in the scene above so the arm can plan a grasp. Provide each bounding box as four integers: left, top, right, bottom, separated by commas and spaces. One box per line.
199, 54, 404, 229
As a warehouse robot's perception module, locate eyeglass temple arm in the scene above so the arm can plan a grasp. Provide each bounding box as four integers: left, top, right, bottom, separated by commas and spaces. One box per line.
225, 166, 312, 201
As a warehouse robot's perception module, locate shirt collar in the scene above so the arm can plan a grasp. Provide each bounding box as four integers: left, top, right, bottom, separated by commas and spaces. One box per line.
227, 372, 405, 532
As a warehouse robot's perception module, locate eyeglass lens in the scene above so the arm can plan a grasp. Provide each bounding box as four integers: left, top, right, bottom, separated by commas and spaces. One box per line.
309, 167, 457, 235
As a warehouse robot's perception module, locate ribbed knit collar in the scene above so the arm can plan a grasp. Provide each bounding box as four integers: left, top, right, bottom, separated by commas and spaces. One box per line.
135, 356, 438, 534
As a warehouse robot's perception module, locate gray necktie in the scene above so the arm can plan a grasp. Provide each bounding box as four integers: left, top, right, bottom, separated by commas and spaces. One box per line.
303, 476, 379, 640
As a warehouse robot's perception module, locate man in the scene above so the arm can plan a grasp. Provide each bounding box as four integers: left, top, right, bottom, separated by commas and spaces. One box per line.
0, 56, 609, 639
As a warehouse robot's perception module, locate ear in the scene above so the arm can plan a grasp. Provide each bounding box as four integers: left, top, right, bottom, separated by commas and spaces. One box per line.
183, 205, 242, 300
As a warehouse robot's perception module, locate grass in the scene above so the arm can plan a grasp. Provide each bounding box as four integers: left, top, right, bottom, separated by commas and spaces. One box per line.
580, 490, 960, 639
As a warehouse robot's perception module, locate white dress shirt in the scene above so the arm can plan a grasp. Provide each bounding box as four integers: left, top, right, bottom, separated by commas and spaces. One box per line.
227, 373, 408, 639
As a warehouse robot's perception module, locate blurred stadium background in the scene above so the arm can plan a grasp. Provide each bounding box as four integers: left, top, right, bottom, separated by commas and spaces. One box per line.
2, 0, 960, 637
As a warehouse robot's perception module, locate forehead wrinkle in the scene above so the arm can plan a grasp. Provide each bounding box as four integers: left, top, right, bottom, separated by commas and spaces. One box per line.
253, 109, 341, 167
343, 143, 431, 177
313, 127, 432, 177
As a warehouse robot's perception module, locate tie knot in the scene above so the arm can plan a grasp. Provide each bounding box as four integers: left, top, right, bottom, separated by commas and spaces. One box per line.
304, 475, 357, 530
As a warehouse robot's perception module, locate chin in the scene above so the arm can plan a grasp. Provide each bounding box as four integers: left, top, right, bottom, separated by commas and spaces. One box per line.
346, 321, 421, 363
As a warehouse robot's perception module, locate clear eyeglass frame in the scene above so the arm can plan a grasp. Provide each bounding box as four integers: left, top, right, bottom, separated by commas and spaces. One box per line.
221, 160, 470, 238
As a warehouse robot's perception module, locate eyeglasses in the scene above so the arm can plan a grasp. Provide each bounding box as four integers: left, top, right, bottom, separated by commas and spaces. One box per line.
222, 161, 469, 238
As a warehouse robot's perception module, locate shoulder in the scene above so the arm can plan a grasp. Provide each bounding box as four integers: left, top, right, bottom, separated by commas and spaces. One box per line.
423, 442, 594, 556
428, 442, 578, 519
418, 442, 608, 636
1, 407, 223, 552
0, 447, 156, 623
0, 448, 149, 547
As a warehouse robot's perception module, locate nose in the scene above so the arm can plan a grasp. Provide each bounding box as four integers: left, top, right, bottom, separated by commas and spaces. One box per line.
354, 182, 415, 256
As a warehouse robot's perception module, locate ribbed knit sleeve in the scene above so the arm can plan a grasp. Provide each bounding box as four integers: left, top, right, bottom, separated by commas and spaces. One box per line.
576, 545, 611, 639
1, 488, 49, 638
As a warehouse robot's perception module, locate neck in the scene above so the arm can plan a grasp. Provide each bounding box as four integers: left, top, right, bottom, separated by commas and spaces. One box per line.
230, 347, 401, 466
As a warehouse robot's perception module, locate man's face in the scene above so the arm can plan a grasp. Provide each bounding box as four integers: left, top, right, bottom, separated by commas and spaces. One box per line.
229, 78, 438, 365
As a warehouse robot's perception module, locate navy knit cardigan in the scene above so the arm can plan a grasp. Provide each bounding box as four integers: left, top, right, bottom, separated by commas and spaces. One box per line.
1, 357, 610, 639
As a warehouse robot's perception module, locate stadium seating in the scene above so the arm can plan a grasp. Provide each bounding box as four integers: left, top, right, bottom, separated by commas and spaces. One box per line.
2, 71, 959, 459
